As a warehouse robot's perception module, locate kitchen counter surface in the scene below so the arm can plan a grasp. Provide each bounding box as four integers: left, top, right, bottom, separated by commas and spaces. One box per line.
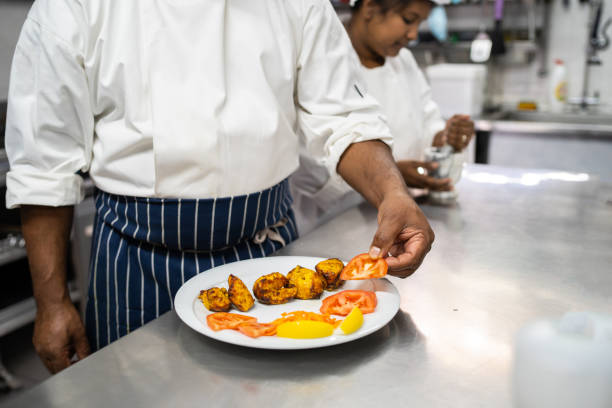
4, 164, 612, 407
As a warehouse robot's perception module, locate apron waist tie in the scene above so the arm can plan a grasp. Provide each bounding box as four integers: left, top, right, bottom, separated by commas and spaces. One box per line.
253, 218, 288, 247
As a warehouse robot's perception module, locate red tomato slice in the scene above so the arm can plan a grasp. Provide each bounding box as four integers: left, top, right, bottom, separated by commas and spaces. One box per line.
237, 322, 277, 338
339, 253, 388, 280
320, 290, 377, 316
206, 312, 257, 331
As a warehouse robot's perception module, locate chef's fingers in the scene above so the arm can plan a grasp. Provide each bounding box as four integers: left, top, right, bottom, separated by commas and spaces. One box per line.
369, 218, 402, 261
45, 354, 72, 374
72, 325, 91, 362
385, 232, 431, 278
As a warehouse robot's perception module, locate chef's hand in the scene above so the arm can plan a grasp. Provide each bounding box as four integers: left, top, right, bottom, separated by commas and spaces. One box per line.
444, 114, 474, 152
396, 160, 453, 191
368, 191, 435, 278
21, 205, 90, 374
33, 299, 90, 373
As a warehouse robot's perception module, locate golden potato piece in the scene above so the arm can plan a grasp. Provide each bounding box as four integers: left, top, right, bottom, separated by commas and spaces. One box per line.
287, 265, 327, 300
228, 274, 255, 312
199, 287, 231, 312
316, 258, 345, 291
252, 272, 297, 305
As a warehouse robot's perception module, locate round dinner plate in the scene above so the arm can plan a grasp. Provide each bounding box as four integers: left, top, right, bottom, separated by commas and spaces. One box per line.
174, 256, 400, 350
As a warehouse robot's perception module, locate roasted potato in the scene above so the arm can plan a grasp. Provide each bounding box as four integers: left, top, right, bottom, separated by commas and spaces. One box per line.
287, 265, 327, 299
252, 272, 297, 305
199, 287, 231, 312
228, 274, 255, 312
316, 258, 345, 291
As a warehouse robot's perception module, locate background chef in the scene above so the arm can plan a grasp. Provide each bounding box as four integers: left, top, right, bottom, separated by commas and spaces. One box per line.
291, 0, 475, 234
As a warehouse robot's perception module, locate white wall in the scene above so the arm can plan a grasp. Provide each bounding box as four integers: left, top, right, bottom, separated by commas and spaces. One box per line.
0, 1, 31, 101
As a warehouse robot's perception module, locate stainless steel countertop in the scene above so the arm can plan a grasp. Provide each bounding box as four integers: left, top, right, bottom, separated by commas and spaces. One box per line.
4, 164, 612, 408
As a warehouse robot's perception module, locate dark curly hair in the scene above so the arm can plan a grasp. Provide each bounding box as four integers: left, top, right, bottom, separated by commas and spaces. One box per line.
350, 0, 419, 13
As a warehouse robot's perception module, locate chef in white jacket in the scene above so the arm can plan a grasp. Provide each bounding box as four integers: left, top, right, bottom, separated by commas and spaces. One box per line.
291, 0, 475, 235
5, 0, 434, 373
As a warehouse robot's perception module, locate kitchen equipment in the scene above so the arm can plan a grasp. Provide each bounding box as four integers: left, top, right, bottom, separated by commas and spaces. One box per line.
424, 145, 460, 203
470, 0, 492, 62
424, 145, 453, 179
513, 312, 612, 408
425, 63, 487, 118
491, 0, 506, 55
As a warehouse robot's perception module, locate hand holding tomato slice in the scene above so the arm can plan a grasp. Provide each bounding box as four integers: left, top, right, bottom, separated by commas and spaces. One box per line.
339, 253, 387, 280
320, 290, 377, 316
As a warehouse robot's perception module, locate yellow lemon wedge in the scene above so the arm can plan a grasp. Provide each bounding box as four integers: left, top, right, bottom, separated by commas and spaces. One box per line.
339, 307, 364, 335
276, 321, 334, 339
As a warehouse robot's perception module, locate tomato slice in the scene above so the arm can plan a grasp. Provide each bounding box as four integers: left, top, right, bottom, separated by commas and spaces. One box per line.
236, 322, 277, 338
339, 253, 387, 280
206, 312, 257, 331
320, 290, 377, 316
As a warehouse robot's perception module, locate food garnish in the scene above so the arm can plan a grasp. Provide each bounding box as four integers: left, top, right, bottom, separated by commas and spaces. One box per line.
206, 312, 256, 331
339, 253, 387, 280
339, 307, 364, 335
276, 321, 334, 339
271, 310, 340, 328
320, 290, 377, 316
237, 322, 277, 338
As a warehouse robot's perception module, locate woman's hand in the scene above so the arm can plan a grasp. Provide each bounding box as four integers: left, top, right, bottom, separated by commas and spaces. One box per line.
396, 160, 452, 191
444, 114, 474, 152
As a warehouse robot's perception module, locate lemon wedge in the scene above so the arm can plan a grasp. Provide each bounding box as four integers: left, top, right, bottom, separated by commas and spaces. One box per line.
339, 307, 364, 335
276, 321, 334, 339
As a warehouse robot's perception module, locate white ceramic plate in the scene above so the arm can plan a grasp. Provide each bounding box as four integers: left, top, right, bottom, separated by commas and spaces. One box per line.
174, 256, 400, 350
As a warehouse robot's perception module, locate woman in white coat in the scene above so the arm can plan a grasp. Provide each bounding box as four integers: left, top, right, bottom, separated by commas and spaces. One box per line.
291, 0, 475, 234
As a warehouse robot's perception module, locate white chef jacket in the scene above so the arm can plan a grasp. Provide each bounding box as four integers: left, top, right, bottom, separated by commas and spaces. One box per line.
290, 48, 447, 234
5, 0, 392, 209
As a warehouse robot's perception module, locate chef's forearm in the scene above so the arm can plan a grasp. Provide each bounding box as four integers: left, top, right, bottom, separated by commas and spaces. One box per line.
21, 205, 74, 308
337, 140, 411, 208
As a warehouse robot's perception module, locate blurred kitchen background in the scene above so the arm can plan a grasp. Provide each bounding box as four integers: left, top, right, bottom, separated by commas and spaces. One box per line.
0, 0, 611, 401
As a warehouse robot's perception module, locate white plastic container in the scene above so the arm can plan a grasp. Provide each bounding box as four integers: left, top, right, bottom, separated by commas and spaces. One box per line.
549, 59, 567, 113
513, 312, 612, 408
425, 63, 487, 118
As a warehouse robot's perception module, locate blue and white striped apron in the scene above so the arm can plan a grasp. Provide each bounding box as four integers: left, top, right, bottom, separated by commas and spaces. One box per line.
85, 178, 298, 350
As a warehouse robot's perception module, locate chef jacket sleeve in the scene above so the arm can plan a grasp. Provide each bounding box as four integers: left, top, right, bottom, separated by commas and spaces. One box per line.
295, 0, 393, 183
5, 1, 93, 209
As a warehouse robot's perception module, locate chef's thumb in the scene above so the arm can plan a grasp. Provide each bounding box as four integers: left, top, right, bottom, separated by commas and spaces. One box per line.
369, 214, 402, 260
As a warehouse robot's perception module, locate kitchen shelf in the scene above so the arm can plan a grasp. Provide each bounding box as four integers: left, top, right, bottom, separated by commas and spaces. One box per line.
0, 284, 80, 338
0, 246, 26, 268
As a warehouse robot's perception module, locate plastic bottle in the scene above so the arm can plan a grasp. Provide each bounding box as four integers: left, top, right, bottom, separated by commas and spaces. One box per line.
513, 312, 612, 408
549, 59, 567, 112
